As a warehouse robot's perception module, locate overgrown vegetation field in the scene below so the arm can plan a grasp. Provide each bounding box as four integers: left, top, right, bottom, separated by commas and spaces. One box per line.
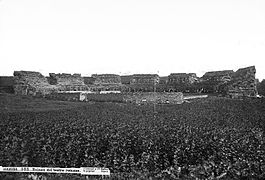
0, 94, 265, 179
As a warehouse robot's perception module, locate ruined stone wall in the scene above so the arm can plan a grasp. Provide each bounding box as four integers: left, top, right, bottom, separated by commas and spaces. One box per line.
168, 73, 198, 85
227, 66, 257, 97
165, 73, 198, 93
121, 75, 132, 84
159, 76, 168, 84
89, 74, 124, 92
127, 84, 155, 92
196, 66, 257, 96
201, 70, 234, 82
92, 74, 121, 84
89, 84, 129, 92
83, 77, 96, 85
13, 71, 58, 96
49, 73, 89, 91
49, 73, 85, 85
196, 70, 234, 93
130, 74, 159, 84
188, 73, 198, 84
11, 66, 257, 97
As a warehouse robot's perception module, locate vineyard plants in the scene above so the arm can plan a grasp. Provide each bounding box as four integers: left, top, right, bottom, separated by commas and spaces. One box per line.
0, 94, 265, 179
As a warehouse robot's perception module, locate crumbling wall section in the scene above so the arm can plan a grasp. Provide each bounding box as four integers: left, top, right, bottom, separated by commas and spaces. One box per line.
89, 74, 124, 92
198, 66, 257, 97
197, 70, 234, 93
121, 75, 132, 84
227, 66, 257, 98
92, 74, 121, 84
128, 74, 160, 92
12, 66, 258, 98
49, 73, 85, 85
130, 74, 159, 84
201, 70, 234, 82
49, 73, 89, 91
168, 73, 198, 85
13, 71, 58, 96
84, 77, 96, 85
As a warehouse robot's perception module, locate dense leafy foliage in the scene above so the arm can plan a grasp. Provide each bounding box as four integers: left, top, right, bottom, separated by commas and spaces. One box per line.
0, 96, 265, 179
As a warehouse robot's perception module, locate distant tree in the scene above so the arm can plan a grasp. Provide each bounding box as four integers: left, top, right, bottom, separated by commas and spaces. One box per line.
257, 79, 265, 96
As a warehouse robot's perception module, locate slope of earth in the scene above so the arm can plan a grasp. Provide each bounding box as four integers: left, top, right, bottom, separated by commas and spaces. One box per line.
0, 93, 265, 179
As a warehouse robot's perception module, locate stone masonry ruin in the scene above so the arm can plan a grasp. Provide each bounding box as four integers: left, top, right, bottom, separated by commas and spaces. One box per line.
90, 74, 128, 92
92, 74, 121, 84
13, 71, 58, 96
128, 74, 160, 92
227, 66, 258, 98
48, 73, 89, 91
166, 73, 198, 92
168, 73, 198, 85
199, 70, 235, 93
11, 65, 259, 99
198, 66, 257, 97
201, 70, 234, 82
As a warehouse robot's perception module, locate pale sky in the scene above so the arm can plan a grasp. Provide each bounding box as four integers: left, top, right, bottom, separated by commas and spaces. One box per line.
0, 0, 265, 80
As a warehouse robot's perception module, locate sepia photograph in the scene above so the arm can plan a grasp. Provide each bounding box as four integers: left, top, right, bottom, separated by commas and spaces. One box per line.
0, 0, 265, 179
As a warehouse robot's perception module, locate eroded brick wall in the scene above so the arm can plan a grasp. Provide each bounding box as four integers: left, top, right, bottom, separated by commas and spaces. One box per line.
49, 73, 89, 91
13, 71, 58, 96
227, 66, 257, 97
130, 74, 159, 84
92, 74, 121, 84
49, 73, 85, 85
12, 66, 258, 98
168, 73, 198, 85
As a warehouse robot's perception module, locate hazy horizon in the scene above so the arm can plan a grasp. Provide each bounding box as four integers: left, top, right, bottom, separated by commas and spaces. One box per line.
1, 0, 265, 80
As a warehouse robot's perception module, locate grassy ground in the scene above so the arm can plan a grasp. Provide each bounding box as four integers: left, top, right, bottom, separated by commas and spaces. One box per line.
0, 93, 88, 113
